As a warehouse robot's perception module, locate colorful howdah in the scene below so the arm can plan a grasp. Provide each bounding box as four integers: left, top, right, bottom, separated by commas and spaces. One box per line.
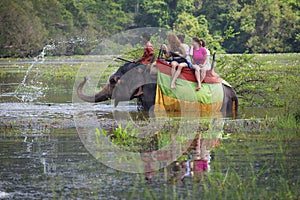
154, 59, 224, 116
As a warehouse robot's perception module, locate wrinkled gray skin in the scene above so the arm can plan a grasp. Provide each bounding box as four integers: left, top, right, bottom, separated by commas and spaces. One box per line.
77, 65, 238, 117
77, 66, 157, 111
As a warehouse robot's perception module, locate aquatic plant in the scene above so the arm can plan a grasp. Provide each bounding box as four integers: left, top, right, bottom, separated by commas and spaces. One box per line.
95, 124, 157, 153
123, 133, 299, 200
0, 69, 5, 77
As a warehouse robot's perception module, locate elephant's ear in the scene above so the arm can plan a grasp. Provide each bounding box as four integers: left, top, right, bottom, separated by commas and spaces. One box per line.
112, 68, 145, 106
112, 67, 157, 107
149, 62, 158, 76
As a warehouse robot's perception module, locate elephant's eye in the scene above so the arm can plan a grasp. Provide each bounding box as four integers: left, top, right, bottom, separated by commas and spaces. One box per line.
109, 76, 121, 86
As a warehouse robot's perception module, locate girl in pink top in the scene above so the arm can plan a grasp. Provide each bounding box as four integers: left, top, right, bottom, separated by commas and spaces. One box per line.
192, 45, 207, 65
189, 38, 209, 91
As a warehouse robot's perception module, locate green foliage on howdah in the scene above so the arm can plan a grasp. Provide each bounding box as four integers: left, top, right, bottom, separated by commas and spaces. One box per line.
0, 0, 299, 57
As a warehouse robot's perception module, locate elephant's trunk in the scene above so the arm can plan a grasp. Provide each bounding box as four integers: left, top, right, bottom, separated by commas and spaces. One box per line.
77, 77, 112, 102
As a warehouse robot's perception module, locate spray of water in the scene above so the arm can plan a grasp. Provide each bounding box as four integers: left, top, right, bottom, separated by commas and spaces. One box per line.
14, 37, 98, 102
14, 44, 55, 102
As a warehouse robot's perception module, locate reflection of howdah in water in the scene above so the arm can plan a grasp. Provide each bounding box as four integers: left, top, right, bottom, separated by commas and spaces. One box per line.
142, 133, 220, 183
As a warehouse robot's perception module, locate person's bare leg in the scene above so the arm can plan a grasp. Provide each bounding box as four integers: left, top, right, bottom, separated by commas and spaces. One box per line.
200, 68, 206, 82
171, 61, 178, 78
193, 65, 201, 91
134, 86, 143, 96
171, 63, 186, 89
134, 67, 144, 96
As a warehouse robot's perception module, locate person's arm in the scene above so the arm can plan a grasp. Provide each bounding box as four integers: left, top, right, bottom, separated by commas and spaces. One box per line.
179, 44, 187, 58
189, 46, 194, 63
162, 44, 171, 58
189, 46, 193, 56
202, 55, 208, 67
200, 48, 208, 67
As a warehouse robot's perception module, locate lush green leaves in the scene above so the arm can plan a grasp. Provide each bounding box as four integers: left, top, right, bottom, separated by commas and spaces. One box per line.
134, 0, 170, 28
0, 0, 47, 57
217, 53, 300, 112
0, 0, 299, 57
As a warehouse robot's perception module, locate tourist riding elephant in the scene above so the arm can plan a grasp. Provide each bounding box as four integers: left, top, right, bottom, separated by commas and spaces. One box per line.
77, 62, 238, 117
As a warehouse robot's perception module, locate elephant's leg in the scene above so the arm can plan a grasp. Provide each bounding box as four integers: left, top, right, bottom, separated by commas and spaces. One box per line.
221, 84, 238, 118
220, 86, 232, 117
232, 94, 238, 118
139, 83, 156, 111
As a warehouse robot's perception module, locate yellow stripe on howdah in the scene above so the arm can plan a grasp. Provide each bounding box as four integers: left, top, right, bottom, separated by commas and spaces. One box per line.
157, 71, 224, 105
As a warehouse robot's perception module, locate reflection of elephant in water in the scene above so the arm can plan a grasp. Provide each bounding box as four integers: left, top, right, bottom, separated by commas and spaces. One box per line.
77, 62, 238, 117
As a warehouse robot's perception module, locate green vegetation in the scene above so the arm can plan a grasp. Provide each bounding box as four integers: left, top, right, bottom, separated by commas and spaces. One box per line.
200, 141, 298, 200
92, 115, 299, 199
0, 0, 299, 57
96, 124, 157, 152
217, 53, 300, 117
42, 64, 80, 80
95, 113, 299, 154
0, 69, 5, 77
93, 102, 299, 160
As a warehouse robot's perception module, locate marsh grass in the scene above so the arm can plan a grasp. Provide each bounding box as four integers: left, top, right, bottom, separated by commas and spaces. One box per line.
202, 134, 299, 200
92, 113, 299, 199
118, 130, 299, 200
99, 113, 299, 154
95, 117, 221, 153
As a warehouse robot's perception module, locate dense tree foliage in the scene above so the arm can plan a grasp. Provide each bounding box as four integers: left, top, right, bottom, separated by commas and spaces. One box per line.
0, 0, 299, 57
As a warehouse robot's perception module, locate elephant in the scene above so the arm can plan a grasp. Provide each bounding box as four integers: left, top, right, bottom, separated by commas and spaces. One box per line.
77, 61, 238, 117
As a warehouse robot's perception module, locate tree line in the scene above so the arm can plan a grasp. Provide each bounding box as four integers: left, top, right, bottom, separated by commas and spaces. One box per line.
0, 0, 299, 57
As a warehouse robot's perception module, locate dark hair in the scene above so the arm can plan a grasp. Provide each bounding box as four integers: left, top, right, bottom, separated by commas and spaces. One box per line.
177, 34, 185, 43
199, 39, 206, 47
192, 37, 201, 46
142, 32, 151, 41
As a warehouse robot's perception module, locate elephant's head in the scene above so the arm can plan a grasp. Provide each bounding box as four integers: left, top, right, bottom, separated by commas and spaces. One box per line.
77, 63, 158, 110
76, 76, 113, 103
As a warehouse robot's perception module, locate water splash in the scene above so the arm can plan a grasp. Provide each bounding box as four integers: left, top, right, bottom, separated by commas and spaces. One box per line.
14, 44, 55, 102
14, 38, 97, 102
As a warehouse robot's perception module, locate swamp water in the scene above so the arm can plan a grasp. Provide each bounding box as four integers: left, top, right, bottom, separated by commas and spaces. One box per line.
0, 58, 299, 199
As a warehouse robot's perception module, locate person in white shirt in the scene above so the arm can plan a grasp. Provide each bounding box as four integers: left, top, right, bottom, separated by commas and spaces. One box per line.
177, 34, 191, 63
